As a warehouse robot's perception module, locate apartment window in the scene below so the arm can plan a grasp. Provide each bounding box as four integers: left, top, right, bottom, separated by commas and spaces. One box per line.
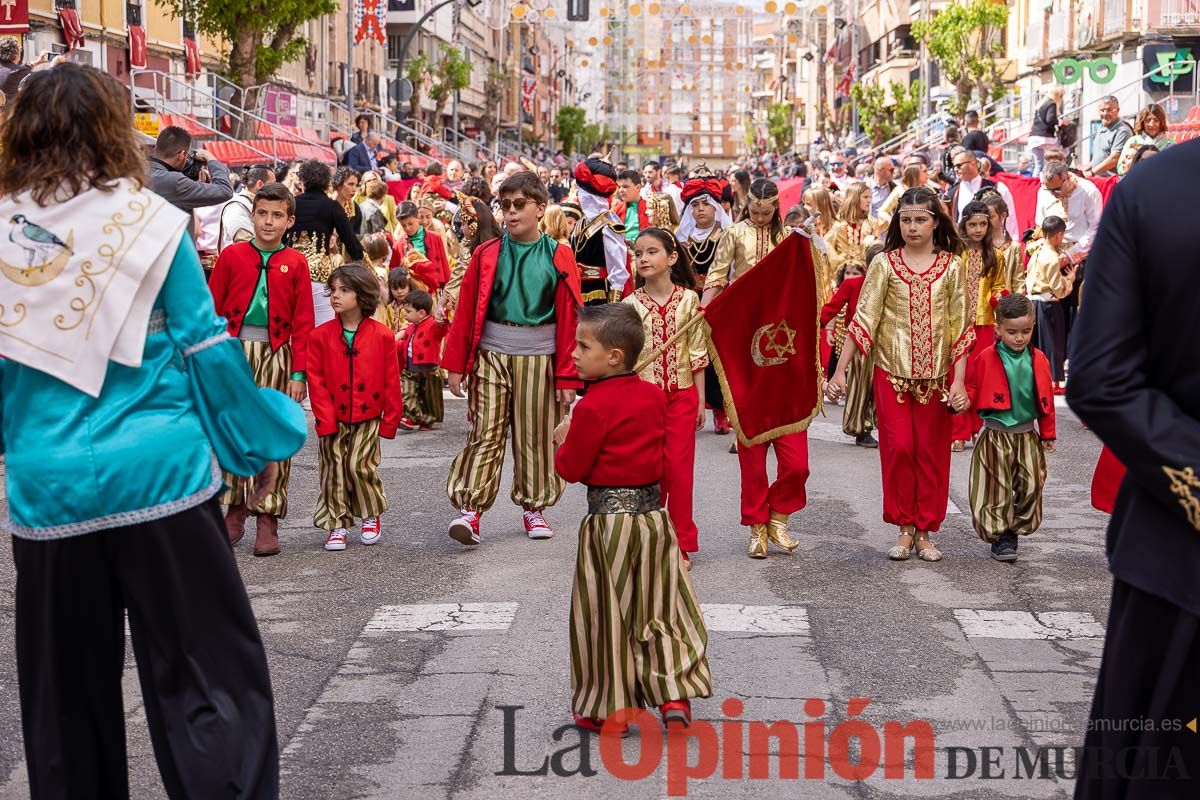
387, 35, 402, 64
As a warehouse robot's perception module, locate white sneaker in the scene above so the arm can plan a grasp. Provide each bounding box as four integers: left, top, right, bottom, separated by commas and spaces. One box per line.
522, 509, 554, 540
360, 516, 381, 545
325, 528, 348, 551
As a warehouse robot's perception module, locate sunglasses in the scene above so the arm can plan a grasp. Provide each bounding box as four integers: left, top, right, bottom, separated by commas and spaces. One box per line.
499, 197, 535, 212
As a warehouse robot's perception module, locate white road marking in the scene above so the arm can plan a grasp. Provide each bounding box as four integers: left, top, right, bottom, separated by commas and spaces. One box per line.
947, 497, 962, 514
363, 602, 519, 632
701, 603, 810, 634
953, 609, 1105, 640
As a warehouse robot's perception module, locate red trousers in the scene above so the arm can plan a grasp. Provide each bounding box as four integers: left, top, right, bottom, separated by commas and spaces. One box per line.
951, 324, 996, 442
736, 431, 810, 526
873, 368, 952, 532
660, 384, 699, 552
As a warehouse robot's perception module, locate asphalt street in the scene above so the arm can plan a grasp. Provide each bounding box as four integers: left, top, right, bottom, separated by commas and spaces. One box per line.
0, 392, 1119, 799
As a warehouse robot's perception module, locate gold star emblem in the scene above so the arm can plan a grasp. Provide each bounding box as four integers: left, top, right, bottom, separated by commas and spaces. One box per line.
751, 320, 798, 366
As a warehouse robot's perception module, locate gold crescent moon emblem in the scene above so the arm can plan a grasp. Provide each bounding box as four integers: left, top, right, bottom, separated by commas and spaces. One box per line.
750, 320, 798, 367
0, 230, 74, 287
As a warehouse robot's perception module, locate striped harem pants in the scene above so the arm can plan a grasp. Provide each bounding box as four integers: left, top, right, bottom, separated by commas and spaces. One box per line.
842, 350, 875, 437
569, 509, 713, 718
401, 368, 445, 425
222, 340, 294, 517
968, 425, 1047, 543
314, 419, 388, 530
446, 349, 563, 513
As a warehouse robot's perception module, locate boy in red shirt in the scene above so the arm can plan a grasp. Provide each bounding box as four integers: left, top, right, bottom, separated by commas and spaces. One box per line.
965, 293, 1057, 562
442, 172, 582, 545
554, 303, 711, 730
307, 263, 403, 551
396, 289, 447, 430
820, 255, 877, 448
209, 182, 314, 556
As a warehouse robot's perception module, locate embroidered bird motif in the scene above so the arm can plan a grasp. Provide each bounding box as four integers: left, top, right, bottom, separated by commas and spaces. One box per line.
9, 214, 73, 269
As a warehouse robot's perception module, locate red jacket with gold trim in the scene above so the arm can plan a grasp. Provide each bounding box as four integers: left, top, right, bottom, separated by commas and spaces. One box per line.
441, 236, 583, 390
966, 344, 1056, 441
208, 242, 315, 372
307, 318, 403, 438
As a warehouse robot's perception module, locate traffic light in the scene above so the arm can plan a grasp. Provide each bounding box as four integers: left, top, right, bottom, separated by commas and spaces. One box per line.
567, 0, 589, 21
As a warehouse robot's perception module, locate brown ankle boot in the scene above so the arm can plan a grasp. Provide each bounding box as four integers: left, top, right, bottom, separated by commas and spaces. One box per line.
253, 514, 281, 557
225, 504, 250, 545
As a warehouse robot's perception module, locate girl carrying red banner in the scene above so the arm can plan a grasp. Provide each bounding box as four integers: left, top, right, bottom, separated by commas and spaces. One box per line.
827, 187, 974, 563
702, 178, 809, 560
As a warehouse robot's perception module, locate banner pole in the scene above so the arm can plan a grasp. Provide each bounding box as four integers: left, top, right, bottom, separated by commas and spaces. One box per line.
631, 309, 707, 375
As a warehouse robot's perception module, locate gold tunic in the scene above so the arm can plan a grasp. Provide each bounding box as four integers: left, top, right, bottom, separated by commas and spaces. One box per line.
704, 220, 784, 290
849, 250, 974, 403
624, 286, 708, 391
962, 247, 1011, 328
1001, 240, 1025, 296
826, 219, 880, 303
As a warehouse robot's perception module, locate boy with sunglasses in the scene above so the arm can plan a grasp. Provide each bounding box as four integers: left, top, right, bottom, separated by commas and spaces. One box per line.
442, 172, 583, 545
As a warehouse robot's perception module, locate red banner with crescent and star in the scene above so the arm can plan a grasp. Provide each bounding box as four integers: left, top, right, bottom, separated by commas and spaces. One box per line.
704, 230, 823, 446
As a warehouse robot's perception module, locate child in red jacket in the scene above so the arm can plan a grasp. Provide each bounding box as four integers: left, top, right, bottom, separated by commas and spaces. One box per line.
308, 263, 403, 551
396, 289, 448, 430
209, 182, 315, 556
553, 304, 711, 731
965, 294, 1057, 562
820, 254, 876, 447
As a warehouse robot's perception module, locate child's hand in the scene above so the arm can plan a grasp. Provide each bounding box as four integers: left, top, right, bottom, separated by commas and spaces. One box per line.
287, 380, 307, 403
825, 371, 847, 402
949, 384, 970, 413
696, 405, 706, 431
825, 328, 834, 347
553, 413, 571, 447
1044, 439, 1057, 453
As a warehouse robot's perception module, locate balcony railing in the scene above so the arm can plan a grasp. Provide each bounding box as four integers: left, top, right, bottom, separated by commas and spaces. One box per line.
1160, 0, 1200, 26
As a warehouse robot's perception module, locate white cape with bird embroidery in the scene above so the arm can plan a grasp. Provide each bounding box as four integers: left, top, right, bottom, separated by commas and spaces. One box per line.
0, 179, 189, 397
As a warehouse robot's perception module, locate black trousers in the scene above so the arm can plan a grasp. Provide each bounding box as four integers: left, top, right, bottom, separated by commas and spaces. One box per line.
1075, 579, 1200, 799
1033, 298, 1067, 382
12, 498, 279, 799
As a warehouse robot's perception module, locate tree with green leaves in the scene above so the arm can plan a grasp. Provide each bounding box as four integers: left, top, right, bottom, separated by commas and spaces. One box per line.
479, 66, 505, 145
578, 122, 608, 155
156, 0, 337, 108
912, 0, 1009, 118
743, 116, 757, 152
406, 53, 429, 123
427, 47, 472, 139
850, 81, 922, 146
766, 103, 794, 152
555, 105, 587, 155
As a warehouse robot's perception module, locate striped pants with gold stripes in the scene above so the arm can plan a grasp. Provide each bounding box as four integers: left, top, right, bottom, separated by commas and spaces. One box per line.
570, 509, 713, 719
842, 350, 876, 437
401, 369, 444, 425
446, 349, 563, 513
314, 419, 388, 531
222, 340, 294, 517
968, 427, 1047, 543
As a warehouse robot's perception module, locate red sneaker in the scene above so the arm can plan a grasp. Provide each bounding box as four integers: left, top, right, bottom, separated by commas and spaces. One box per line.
660, 699, 692, 727
419, 423, 435, 431
522, 509, 554, 539
713, 409, 731, 435
398, 417, 417, 431
360, 515, 381, 545
448, 509, 481, 545
571, 713, 629, 735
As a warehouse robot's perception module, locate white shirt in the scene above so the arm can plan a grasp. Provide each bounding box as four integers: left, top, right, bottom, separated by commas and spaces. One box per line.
216, 191, 255, 253
579, 188, 630, 291
1034, 177, 1103, 264
193, 201, 224, 254
956, 176, 1020, 242
640, 181, 683, 216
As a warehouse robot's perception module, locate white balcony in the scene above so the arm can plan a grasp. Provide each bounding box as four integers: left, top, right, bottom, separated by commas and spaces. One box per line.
1101, 0, 1128, 37
1159, 0, 1200, 27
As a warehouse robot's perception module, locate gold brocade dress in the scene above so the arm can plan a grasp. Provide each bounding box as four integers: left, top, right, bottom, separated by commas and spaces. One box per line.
704, 220, 784, 290
848, 250, 974, 404
624, 287, 709, 391
826, 219, 879, 302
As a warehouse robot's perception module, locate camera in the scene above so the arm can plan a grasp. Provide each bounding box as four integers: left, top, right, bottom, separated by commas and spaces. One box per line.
180, 150, 205, 181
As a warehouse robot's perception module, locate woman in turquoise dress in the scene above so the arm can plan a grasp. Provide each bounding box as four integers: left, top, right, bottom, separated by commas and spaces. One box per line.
0, 64, 305, 798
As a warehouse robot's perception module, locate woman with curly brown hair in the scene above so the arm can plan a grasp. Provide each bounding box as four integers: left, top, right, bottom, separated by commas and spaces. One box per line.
0, 63, 303, 797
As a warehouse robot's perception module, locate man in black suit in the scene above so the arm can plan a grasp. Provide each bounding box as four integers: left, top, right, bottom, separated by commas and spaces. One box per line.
1067, 141, 1200, 799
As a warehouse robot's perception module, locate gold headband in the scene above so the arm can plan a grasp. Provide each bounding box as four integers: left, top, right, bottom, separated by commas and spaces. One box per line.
750, 194, 779, 207
897, 205, 933, 216
965, 210, 990, 221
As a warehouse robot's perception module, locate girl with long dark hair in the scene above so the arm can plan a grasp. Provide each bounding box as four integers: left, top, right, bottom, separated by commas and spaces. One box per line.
624, 228, 706, 561
952, 199, 1011, 450
828, 187, 973, 563
701, 178, 813, 561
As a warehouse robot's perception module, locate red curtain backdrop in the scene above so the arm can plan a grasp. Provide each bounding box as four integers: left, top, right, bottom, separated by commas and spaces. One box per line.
705, 232, 823, 445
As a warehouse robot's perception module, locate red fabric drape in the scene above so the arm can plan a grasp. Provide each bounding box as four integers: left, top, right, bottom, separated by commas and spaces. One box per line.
128, 24, 147, 69
994, 173, 1120, 235
57, 7, 84, 50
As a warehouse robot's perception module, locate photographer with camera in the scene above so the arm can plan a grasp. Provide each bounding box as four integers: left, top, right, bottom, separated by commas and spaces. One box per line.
149, 125, 233, 214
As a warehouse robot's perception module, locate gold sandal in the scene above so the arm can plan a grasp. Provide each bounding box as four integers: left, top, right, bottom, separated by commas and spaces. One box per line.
888, 527, 914, 561
914, 532, 943, 562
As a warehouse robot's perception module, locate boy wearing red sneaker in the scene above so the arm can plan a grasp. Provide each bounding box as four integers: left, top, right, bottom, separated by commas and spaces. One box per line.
396, 289, 447, 430
554, 303, 712, 730
442, 172, 582, 545
209, 182, 314, 556
308, 263, 403, 551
